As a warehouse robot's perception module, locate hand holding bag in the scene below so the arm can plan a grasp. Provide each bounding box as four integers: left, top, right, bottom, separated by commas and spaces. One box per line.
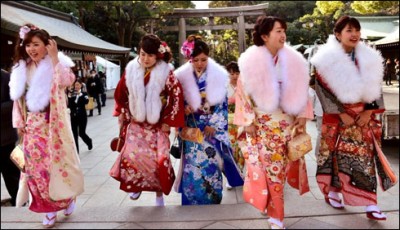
287, 127, 312, 161
110, 108, 130, 152
10, 144, 25, 172
10, 97, 27, 172
179, 113, 204, 143
85, 97, 94, 110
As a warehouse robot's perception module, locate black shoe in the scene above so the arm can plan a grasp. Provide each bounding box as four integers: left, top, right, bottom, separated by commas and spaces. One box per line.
98, 112, 101, 115
88, 114, 93, 117
88, 139, 93, 150
102, 104, 105, 107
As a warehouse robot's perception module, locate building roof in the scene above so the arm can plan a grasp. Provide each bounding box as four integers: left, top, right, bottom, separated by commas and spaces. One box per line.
354, 16, 398, 40
1, 1, 130, 56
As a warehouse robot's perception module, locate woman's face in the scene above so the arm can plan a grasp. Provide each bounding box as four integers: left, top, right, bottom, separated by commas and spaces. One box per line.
25, 36, 47, 64
139, 49, 157, 68
192, 53, 208, 74
261, 21, 286, 55
336, 24, 360, 53
229, 71, 240, 86
74, 82, 82, 91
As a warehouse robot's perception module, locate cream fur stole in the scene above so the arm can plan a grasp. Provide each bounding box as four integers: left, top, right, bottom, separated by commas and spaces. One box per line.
9, 52, 75, 112
238, 44, 309, 115
310, 35, 384, 104
174, 58, 228, 111
124, 57, 170, 124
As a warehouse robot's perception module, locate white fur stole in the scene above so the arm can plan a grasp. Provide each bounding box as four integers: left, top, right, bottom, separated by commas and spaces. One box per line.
238, 45, 309, 115
310, 35, 384, 104
125, 57, 170, 124
174, 58, 228, 111
9, 52, 74, 112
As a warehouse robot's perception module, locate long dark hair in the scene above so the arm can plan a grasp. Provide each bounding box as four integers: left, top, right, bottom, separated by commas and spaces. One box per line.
13, 23, 51, 65
252, 16, 287, 46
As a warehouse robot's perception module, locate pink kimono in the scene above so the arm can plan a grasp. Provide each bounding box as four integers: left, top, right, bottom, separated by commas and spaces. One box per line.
234, 45, 313, 221
10, 53, 84, 213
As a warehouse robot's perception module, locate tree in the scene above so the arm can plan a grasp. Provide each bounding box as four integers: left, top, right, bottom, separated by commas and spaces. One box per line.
351, 1, 399, 15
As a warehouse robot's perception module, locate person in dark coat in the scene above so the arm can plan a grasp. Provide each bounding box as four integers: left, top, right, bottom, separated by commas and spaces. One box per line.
1, 69, 20, 206
68, 79, 93, 153
99, 71, 107, 107
86, 69, 103, 116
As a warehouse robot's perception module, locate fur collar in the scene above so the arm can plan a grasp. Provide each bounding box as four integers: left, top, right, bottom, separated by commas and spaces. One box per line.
238, 45, 309, 115
174, 58, 228, 111
125, 57, 170, 124
310, 35, 384, 103
9, 52, 74, 112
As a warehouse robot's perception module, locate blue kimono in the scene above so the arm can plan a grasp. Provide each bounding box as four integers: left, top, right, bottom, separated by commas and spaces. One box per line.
178, 69, 244, 205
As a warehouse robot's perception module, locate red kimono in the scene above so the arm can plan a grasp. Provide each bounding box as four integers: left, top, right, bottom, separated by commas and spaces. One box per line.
110, 59, 184, 195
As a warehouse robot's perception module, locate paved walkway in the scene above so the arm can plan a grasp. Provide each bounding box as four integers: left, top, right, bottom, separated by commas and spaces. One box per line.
1, 84, 399, 229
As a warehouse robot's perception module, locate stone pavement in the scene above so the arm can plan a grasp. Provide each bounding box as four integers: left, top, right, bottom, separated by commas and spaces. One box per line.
1, 85, 399, 229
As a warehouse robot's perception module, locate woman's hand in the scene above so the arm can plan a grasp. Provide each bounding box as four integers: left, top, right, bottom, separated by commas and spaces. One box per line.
161, 123, 170, 133
291, 117, 307, 135
46, 39, 59, 66
339, 113, 355, 126
17, 128, 25, 137
355, 110, 373, 127
184, 105, 194, 115
244, 124, 257, 138
204, 126, 216, 139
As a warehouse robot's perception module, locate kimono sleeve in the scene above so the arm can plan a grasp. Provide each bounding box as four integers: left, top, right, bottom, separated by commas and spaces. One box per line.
160, 73, 185, 127
233, 78, 255, 127
113, 72, 129, 117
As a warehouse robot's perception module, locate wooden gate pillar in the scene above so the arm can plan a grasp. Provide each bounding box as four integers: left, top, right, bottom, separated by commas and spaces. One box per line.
238, 13, 246, 54
179, 17, 187, 66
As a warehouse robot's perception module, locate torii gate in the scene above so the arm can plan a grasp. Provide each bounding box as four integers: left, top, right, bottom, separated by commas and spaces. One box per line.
163, 3, 269, 65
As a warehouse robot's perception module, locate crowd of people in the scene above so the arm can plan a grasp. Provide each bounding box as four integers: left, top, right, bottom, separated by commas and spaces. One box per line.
1, 15, 397, 229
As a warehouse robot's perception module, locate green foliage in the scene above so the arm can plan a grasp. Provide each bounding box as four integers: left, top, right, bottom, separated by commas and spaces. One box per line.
351, 1, 399, 15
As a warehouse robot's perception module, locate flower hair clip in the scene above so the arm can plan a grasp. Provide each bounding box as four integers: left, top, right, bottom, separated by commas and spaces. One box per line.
19, 25, 39, 40
180, 40, 194, 59
158, 42, 167, 54
19, 26, 31, 40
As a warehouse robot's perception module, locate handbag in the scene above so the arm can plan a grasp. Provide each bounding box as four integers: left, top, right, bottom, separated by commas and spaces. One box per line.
287, 128, 312, 162
169, 136, 181, 159
85, 97, 94, 110
110, 108, 130, 152
10, 144, 25, 172
10, 97, 27, 172
179, 113, 204, 143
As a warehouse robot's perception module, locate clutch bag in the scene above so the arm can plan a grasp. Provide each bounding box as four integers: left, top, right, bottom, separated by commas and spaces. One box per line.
10, 145, 25, 172
287, 131, 312, 162
179, 127, 204, 144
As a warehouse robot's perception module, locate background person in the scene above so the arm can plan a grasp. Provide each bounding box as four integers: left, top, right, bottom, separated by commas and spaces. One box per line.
310, 15, 395, 221
234, 16, 313, 229
86, 69, 103, 116
9, 23, 84, 228
67, 79, 93, 153
225, 61, 244, 190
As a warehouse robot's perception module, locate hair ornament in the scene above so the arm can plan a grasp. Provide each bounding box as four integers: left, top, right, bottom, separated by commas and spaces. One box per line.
180, 40, 194, 59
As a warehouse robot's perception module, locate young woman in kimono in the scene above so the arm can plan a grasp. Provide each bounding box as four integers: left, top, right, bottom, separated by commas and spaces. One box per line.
9, 24, 84, 228
310, 16, 396, 221
234, 16, 313, 229
110, 34, 185, 206
174, 35, 244, 205
226, 61, 245, 189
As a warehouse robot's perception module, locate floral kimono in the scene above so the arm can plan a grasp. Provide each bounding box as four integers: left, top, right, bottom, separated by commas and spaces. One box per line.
174, 58, 244, 205
110, 58, 185, 195
234, 45, 312, 220
311, 35, 397, 206
10, 53, 84, 213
